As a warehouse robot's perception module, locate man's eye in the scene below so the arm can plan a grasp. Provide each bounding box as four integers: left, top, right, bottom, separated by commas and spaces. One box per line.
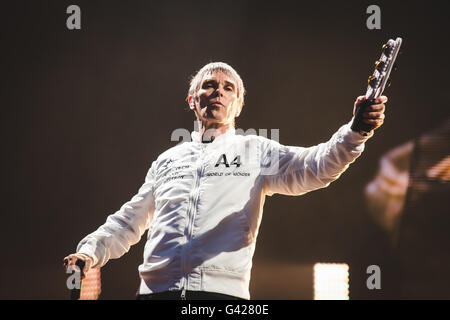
225, 87, 233, 91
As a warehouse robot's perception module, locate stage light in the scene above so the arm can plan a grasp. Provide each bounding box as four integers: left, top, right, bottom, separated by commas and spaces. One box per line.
313, 263, 349, 300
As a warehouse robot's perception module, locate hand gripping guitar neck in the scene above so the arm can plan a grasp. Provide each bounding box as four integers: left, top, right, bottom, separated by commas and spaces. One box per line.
351, 37, 402, 134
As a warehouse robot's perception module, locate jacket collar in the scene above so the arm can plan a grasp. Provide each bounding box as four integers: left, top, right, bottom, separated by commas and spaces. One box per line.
191, 126, 236, 144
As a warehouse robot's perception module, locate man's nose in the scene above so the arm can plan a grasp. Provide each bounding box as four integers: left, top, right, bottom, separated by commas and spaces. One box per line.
214, 86, 224, 97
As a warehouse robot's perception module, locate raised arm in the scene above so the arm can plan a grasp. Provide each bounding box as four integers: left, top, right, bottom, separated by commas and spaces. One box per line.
263, 96, 386, 196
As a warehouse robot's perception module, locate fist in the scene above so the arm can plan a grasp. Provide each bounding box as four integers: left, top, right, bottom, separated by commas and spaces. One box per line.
353, 95, 387, 132
63, 253, 93, 280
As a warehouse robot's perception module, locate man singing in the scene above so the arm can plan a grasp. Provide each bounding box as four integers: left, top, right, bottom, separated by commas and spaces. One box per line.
64, 62, 386, 300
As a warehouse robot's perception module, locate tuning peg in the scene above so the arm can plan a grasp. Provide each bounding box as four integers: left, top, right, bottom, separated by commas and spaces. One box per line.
368, 75, 378, 88
381, 43, 393, 56
375, 60, 386, 72
393, 64, 398, 72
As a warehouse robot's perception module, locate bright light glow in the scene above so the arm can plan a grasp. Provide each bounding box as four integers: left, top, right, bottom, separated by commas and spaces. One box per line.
80, 267, 101, 300
314, 263, 349, 300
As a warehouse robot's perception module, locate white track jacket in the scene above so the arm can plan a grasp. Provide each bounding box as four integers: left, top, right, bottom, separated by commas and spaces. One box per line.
77, 120, 372, 299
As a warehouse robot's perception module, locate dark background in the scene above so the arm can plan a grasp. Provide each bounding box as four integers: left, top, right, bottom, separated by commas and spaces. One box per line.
1, 0, 449, 299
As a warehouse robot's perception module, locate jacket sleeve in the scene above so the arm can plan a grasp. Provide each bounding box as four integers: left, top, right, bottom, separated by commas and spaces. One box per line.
262, 120, 373, 196
76, 162, 156, 268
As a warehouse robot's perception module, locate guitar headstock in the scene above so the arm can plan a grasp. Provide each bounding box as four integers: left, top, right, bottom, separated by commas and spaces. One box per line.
366, 37, 402, 100
351, 37, 403, 134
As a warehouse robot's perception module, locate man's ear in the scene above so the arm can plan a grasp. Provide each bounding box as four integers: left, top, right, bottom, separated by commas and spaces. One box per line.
188, 96, 196, 111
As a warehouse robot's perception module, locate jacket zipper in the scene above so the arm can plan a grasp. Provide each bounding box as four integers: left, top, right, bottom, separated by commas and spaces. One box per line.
181, 145, 205, 299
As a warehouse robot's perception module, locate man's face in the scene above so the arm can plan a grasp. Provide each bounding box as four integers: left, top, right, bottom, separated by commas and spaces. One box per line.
190, 71, 241, 127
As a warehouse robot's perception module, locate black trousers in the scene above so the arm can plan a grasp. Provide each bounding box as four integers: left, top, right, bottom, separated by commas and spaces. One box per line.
136, 290, 244, 300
